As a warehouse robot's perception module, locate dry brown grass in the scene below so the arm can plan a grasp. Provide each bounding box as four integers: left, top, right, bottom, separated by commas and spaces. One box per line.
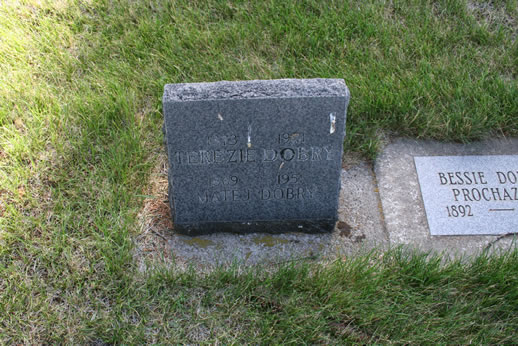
134, 151, 174, 270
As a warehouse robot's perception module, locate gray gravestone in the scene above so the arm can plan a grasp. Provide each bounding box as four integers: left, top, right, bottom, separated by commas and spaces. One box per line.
414, 155, 518, 235
163, 79, 349, 235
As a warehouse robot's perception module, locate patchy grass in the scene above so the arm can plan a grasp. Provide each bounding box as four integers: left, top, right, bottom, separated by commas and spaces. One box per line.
0, 0, 517, 343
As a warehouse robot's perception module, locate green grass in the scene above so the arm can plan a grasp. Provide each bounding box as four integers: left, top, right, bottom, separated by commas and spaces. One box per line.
1, 0, 517, 342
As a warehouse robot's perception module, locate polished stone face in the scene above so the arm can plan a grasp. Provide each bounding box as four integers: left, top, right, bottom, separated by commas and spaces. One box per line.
414, 155, 518, 235
163, 79, 349, 235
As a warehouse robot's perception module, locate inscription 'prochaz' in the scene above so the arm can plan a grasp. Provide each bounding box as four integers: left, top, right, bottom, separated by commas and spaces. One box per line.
173, 146, 333, 165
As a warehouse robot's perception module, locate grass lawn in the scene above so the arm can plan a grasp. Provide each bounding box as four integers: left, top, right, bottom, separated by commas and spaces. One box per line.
1, 0, 518, 343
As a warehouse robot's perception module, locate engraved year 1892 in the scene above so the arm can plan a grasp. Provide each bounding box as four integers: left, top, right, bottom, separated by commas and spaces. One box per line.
446, 205, 474, 217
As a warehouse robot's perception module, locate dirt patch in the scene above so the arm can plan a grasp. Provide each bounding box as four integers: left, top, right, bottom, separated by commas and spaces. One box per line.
467, 1, 517, 38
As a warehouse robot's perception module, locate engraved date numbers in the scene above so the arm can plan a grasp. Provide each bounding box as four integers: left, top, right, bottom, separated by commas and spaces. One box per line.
207, 134, 238, 146
278, 132, 305, 145
277, 173, 301, 185
210, 175, 239, 186
446, 205, 474, 217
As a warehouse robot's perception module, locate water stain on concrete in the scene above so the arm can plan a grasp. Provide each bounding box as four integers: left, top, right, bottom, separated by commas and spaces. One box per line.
337, 221, 352, 238
354, 234, 366, 243
252, 235, 290, 247
181, 237, 216, 248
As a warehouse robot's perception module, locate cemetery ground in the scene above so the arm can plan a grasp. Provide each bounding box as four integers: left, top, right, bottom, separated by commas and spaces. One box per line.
1, 0, 518, 343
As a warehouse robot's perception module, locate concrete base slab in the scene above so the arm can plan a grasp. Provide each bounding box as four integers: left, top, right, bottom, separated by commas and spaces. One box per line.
337, 161, 388, 251
375, 138, 518, 258
135, 153, 386, 270
166, 160, 387, 269
136, 138, 518, 271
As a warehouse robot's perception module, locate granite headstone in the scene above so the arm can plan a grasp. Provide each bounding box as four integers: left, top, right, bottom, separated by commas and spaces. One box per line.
163, 79, 349, 235
414, 155, 518, 235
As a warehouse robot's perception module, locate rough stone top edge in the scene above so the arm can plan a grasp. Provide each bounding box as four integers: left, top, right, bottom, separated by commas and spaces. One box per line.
163, 78, 349, 102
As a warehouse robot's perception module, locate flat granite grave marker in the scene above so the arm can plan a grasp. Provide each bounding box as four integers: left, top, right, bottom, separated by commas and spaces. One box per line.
163, 79, 349, 235
414, 155, 518, 236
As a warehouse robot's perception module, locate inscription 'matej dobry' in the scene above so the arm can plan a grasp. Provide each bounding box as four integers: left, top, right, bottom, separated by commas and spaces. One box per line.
175, 132, 333, 204
414, 155, 518, 236
163, 79, 349, 234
